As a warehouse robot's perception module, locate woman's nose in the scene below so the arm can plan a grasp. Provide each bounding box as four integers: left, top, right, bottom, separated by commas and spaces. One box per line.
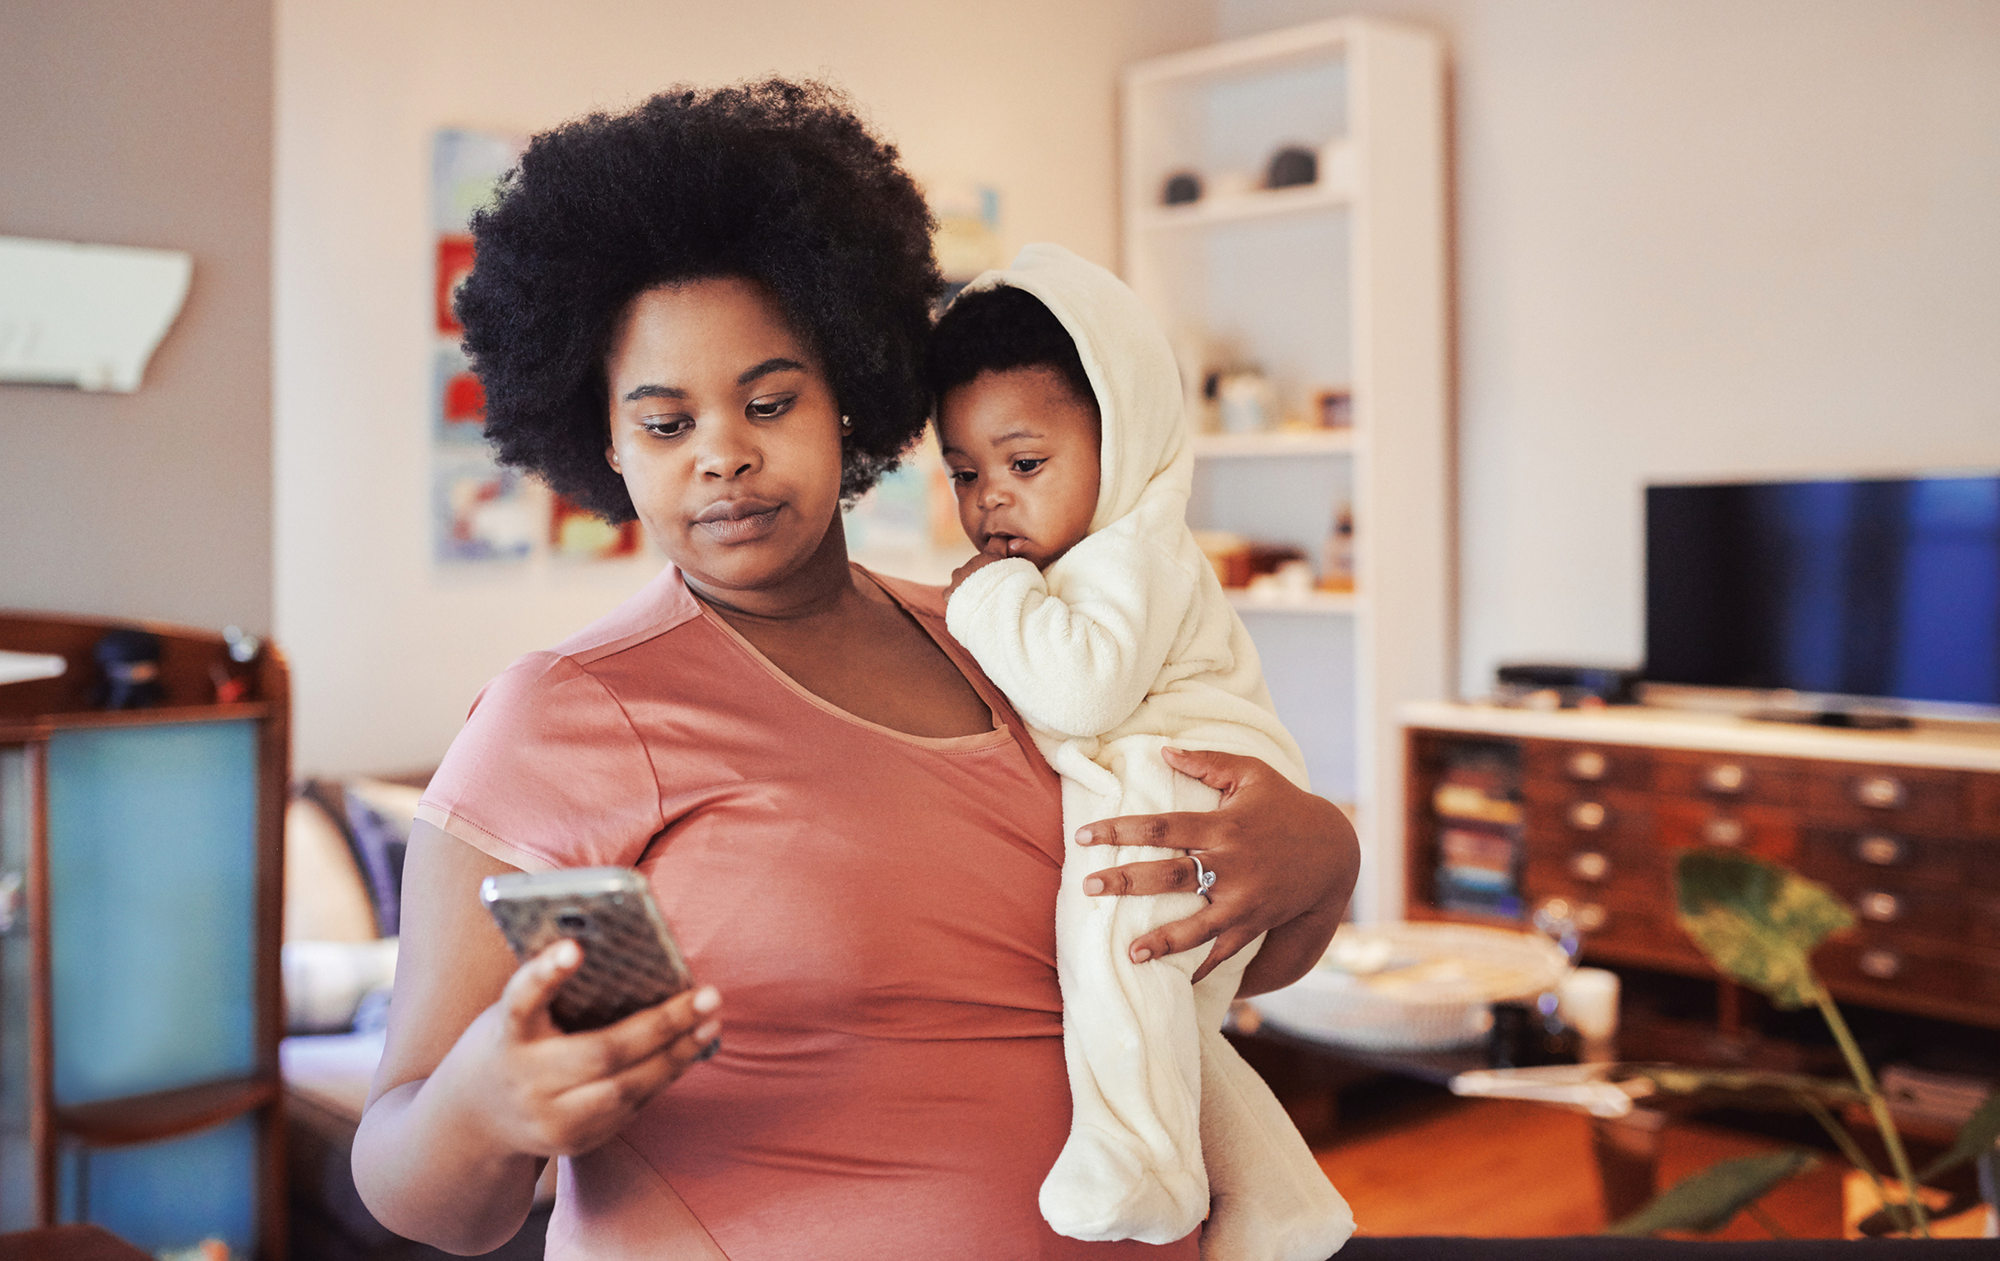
694, 419, 760, 479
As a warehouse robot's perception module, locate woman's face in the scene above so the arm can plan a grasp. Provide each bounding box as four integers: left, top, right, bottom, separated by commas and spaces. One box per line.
604, 277, 846, 601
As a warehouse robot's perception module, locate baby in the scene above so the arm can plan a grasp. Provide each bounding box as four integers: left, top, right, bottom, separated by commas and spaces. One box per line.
932, 244, 1352, 1261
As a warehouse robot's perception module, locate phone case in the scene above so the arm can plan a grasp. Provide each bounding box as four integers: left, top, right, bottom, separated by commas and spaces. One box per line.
481, 867, 695, 1032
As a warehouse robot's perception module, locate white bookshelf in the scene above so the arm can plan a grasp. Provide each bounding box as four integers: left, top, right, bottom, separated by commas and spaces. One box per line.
1124, 17, 1450, 924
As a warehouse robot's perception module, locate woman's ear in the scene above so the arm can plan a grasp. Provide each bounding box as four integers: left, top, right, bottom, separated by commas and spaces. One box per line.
605, 442, 621, 474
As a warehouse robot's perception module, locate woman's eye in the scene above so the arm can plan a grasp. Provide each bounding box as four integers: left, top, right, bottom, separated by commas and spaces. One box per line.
642, 416, 694, 438
1011, 458, 1047, 475
747, 394, 795, 420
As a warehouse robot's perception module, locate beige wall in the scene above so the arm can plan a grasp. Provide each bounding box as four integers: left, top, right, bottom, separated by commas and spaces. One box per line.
275, 0, 1215, 775
1223, 0, 2000, 694
0, 0, 274, 632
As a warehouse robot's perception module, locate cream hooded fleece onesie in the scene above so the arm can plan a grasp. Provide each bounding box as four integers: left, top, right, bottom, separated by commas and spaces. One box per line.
944, 245, 1352, 1260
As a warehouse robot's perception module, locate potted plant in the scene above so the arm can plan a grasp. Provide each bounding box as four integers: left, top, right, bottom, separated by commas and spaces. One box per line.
1603, 850, 2000, 1239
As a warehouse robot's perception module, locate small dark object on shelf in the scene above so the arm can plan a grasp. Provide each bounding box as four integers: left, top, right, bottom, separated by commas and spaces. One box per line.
92, 627, 164, 709
1266, 145, 1318, 188
1162, 171, 1202, 205
1494, 662, 1640, 708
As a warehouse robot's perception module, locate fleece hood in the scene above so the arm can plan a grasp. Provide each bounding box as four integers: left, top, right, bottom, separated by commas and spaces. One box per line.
958, 243, 1188, 535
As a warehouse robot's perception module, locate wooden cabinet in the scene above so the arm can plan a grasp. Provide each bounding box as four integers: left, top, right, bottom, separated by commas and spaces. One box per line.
0, 614, 287, 1257
1404, 703, 2000, 1030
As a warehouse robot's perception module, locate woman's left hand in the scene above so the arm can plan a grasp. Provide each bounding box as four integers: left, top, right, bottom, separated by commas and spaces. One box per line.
1075, 747, 1360, 992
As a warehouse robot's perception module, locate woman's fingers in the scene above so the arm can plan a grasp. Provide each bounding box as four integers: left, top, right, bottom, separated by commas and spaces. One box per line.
500, 939, 583, 1035
551, 1014, 721, 1131
1082, 853, 1203, 897
536, 985, 720, 1087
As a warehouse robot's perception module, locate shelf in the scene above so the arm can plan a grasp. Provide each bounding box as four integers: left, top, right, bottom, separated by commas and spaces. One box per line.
1191, 429, 1357, 458
54, 1074, 278, 1147
1226, 588, 1359, 615
1135, 182, 1350, 232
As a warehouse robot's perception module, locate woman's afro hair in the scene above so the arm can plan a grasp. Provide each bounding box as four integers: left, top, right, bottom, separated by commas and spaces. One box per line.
926, 285, 1097, 416
456, 80, 943, 520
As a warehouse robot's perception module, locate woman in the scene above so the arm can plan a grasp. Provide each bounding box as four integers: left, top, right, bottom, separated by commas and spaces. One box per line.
354, 81, 1359, 1259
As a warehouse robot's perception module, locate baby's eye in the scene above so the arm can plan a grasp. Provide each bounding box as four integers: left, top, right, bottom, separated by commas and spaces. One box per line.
746, 394, 795, 420
642, 415, 694, 438
1011, 457, 1047, 475
948, 468, 977, 485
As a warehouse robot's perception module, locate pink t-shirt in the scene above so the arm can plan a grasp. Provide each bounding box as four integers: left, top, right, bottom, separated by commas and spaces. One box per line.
419, 564, 1198, 1261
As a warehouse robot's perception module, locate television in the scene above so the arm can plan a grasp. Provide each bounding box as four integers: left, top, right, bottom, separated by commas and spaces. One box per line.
1645, 473, 2000, 719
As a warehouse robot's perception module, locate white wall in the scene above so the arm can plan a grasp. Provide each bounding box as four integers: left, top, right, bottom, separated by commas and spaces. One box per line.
2, 0, 272, 633
275, 0, 1213, 775
1220, 0, 2000, 694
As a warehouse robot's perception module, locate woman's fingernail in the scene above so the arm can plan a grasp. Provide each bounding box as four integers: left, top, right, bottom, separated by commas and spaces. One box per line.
1083, 876, 1104, 895
1075, 827, 1094, 844
1132, 947, 1152, 963
554, 940, 581, 967
693, 1020, 722, 1044
693, 986, 721, 1013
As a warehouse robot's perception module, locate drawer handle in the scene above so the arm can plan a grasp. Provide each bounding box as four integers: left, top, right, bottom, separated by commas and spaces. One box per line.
1703, 816, 1746, 848
1568, 801, 1608, 831
1857, 891, 1901, 923
1568, 750, 1608, 781
1855, 834, 1906, 866
1569, 851, 1610, 882
1703, 763, 1749, 794
1858, 949, 1901, 980
1854, 775, 1908, 810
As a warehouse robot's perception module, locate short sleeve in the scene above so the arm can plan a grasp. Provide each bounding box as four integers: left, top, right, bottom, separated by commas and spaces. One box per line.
417, 651, 664, 872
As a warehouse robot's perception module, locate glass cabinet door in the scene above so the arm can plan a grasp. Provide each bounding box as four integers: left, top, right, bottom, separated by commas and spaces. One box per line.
1, 740, 38, 1231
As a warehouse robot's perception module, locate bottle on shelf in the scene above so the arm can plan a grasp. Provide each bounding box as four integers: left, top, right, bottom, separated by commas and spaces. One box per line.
1320, 504, 1355, 592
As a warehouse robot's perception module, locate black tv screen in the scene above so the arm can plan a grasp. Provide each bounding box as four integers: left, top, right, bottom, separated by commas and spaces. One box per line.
1646, 474, 2000, 712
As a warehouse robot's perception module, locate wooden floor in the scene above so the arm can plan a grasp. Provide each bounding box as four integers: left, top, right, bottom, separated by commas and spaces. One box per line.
1308, 1080, 1853, 1239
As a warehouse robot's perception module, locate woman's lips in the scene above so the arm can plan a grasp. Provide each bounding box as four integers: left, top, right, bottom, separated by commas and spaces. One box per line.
692, 498, 783, 544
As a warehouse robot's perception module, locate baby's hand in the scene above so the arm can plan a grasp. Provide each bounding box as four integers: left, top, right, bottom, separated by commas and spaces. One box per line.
945, 545, 1009, 598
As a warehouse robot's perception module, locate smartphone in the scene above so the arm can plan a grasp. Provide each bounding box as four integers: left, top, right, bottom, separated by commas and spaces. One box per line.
480, 867, 696, 1033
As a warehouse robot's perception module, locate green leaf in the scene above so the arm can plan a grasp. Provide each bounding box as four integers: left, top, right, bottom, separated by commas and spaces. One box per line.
1602, 1149, 1819, 1237
1674, 851, 1855, 1009
1916, 1090, 2000, 1184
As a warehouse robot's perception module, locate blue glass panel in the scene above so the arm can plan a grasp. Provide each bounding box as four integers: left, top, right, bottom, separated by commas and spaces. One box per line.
47, 722, 258, 1105
1, 745, 35, 1230
58, 1113, 257, 1252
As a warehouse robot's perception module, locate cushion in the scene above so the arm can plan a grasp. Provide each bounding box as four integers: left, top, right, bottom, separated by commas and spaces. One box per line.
283, 795, 378, 944
281, 938, 398, 1034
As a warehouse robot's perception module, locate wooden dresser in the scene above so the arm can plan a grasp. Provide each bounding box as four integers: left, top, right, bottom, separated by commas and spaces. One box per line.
1401, 702, 2000, 1030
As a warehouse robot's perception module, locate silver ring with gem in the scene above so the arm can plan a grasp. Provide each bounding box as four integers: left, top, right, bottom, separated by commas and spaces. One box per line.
1190, 854, 1216, 900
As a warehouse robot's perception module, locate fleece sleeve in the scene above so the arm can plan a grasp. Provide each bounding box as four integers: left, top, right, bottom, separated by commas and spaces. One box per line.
945, 521, 1198, 739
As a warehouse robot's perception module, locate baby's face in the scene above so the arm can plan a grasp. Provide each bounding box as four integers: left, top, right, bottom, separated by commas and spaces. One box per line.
937, 367, 1101, 569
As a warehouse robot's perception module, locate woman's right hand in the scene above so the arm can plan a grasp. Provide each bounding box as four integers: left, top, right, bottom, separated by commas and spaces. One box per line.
457, 939, 722, 1158
354, 823, 718, 1252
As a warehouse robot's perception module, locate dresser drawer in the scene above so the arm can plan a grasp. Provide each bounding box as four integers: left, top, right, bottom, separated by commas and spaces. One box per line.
1523, 792, 1655, 856
1652, 750, 1800, 806
1968, 893, 2000, 951
1810, 874, 1970, 945
1817, 939, 2000, 1012
1524, 846, 1665, 896
1655, 799, 1800, 863
1523, 741, 1653, 792
1802, 828, 1969, 889
1805, 762, 1963, 833
1968, 773, 2000, 839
